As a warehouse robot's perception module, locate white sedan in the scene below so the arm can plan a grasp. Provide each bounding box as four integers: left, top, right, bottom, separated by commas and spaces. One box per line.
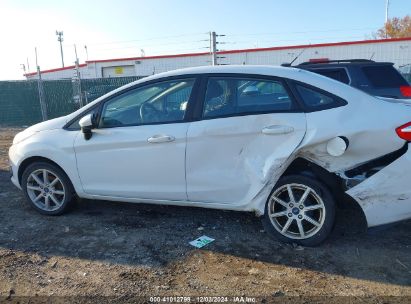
8, 66, 411, 246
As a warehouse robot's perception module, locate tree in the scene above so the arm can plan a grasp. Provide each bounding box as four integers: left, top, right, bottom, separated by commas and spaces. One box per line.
374, 15, 411, 38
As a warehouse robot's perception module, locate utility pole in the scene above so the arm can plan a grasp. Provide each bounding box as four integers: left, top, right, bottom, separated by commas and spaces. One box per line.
210, 31, 217, 66
56, 30, 64, 67
26, 57, 30, 74
209, 31, 226, 66
84, 45, 89, 61
385, 0, 390, 24
385, 0, 390, 38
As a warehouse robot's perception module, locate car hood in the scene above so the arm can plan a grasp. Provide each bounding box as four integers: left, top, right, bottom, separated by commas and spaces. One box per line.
25, 116, 69, 132
13, 116, 69, 145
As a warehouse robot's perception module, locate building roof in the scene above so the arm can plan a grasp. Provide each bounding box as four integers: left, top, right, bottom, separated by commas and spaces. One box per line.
25, 37, 411, 76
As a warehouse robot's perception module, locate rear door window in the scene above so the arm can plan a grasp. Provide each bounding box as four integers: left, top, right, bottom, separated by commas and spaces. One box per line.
362, 65, 408, 88
202, 77, 297, 119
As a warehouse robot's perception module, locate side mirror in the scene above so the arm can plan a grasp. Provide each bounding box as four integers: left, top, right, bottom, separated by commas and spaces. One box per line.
79, 114, 94, 140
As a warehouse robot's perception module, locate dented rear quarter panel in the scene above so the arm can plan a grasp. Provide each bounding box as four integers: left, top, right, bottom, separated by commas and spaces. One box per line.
346, 145, 411, 227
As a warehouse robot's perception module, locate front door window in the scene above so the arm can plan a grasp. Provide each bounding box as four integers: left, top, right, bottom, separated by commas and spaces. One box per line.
100, 79, 195, 127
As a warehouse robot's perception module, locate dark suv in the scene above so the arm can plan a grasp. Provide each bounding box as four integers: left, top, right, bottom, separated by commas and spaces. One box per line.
296, 59, 411, 99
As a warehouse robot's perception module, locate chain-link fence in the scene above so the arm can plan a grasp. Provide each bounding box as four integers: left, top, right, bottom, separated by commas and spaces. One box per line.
0, 76, 143, 126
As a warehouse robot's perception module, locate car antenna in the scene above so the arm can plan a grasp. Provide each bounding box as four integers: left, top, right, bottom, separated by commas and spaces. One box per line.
369, 52, 375, 60
281, 48, 306, 67
290, 48, 306, 66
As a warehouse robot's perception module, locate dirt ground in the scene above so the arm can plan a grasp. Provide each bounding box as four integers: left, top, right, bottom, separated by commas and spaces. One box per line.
0, 127, 410, 303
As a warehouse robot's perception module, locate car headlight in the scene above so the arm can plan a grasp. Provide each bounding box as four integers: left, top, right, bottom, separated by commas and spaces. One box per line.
12, 130, 38, 145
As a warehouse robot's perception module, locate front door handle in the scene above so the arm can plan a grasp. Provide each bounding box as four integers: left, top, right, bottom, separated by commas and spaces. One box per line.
262, 125, 294, 135
147, 135, 175, 143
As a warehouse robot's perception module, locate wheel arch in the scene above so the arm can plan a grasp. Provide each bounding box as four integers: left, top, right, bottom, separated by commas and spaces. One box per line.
282, 157, 342, 194
18, 156, 74, 191
280, 157, 367, 224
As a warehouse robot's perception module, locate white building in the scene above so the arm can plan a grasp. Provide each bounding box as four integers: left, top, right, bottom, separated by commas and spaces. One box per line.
25, 37, 411, 80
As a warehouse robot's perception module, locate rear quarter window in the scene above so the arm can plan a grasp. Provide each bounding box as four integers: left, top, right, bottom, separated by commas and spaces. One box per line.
292, 83, 347, 112
362, 65, 408, 88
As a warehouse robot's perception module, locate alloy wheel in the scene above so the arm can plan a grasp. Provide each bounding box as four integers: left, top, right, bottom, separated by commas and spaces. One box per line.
26, 169, 66, 212
268, 183, 326, 240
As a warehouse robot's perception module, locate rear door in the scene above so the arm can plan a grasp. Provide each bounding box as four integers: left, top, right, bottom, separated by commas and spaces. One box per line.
186, 75, 306, 205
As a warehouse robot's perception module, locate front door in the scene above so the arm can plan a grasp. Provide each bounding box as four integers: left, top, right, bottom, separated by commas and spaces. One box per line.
74, 77, 197, 200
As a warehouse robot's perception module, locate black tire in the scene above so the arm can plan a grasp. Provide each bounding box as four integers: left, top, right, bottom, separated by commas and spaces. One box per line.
262, 174, 336, 247
21, 162, 75, 215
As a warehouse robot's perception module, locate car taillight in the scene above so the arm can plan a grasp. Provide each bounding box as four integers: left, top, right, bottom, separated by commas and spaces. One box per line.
396, 122, 411, 141
400, 86, 411, 97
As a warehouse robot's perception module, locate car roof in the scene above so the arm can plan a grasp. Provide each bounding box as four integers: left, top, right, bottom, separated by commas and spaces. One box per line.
67, 64, 370, 121
144, 65, 305, 80
111, 65, 321, 94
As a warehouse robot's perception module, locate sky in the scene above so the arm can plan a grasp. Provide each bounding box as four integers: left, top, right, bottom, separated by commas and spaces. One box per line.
1, 0, 410, 80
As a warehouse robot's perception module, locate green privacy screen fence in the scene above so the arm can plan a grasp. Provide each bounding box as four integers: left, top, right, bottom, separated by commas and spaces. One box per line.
0, 76, 143, 126
0, 73, 410, 127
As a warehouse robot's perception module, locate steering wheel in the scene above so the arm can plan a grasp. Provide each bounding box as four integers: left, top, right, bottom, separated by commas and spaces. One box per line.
140, 102, 161, 123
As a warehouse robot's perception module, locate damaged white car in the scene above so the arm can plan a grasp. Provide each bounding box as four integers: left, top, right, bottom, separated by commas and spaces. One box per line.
9, 65, 411, 246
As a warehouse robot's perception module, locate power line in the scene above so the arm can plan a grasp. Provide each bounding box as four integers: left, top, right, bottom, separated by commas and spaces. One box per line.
86, 32, 206, 46
222, 35, 371, 47
224, 27, 380, 37
87, 38, 207, 52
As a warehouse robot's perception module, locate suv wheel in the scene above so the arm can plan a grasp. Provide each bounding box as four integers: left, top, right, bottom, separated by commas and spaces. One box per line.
262, 174, 335, 246
21, 162, 74, 215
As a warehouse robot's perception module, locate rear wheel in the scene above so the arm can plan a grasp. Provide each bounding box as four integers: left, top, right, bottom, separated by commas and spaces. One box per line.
262, 174, 335, 246
21, 162, 74, 215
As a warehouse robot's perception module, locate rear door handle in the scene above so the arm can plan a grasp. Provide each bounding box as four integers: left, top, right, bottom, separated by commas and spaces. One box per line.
147, 135, 175, 143
262, 125, 294, 135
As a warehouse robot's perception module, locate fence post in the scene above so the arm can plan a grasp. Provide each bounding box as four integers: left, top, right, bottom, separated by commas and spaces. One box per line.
36, 66, 48, 121
72, 60, 84, 108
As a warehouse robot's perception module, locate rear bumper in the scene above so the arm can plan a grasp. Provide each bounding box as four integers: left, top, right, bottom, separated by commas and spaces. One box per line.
347, 144, 411, 227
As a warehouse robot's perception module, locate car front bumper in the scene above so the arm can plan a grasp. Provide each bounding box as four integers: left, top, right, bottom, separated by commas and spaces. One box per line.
8, 144, 22, 190
347, 144, 411, 227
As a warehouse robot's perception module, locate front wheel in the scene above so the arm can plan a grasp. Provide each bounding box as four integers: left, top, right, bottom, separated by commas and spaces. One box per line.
262, 174, 336, 246
21, 162, 75, 215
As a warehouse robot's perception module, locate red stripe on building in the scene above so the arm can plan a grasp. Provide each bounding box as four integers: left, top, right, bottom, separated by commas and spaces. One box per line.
25, 64, 87, 77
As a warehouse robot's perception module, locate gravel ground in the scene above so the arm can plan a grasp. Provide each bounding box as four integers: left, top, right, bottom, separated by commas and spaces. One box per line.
0, 127, 410, 303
